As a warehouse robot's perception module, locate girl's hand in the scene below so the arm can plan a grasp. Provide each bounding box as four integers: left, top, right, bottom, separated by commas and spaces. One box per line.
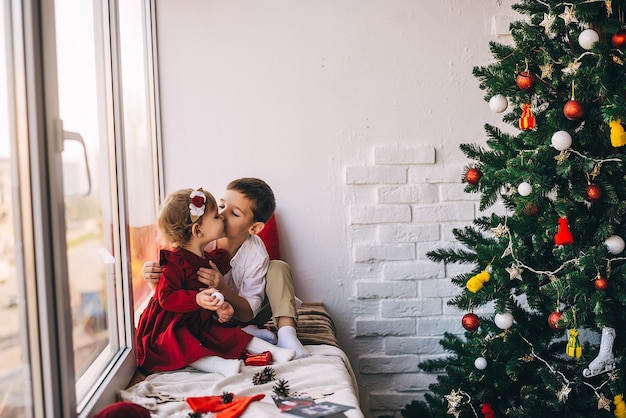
216, 302, 234, 323
195, 288, 225, 311
197, 261, 223, 290
142, 261, 163, 291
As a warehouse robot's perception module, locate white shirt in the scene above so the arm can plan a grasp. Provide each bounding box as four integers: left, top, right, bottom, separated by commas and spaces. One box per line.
209, 235, 268, 317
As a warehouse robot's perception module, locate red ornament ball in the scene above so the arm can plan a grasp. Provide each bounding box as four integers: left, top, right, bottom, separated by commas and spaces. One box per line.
548, 311, 564, 330
612, 29, 626, 49
594, 276, 608, 291
515, 71, 535, 91
587, 183, 602, 201
465, 167, 483, 185
462, 313, 480, 332
563, 100, 585, 121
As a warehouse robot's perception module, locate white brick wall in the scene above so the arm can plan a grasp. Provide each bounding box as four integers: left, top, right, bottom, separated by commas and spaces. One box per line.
346, 145, 479, 416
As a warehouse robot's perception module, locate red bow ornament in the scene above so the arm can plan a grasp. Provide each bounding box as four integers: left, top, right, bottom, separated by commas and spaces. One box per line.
518, 103, 536, 130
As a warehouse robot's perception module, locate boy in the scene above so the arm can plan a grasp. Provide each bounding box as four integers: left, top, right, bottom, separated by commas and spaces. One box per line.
142, 178, 310, 358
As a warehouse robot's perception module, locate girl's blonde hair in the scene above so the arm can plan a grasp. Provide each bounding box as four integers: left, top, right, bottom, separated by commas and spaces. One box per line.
157, 188, 216, 248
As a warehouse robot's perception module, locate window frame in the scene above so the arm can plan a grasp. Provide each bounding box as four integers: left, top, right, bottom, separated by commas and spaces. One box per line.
9, 0, 162, 416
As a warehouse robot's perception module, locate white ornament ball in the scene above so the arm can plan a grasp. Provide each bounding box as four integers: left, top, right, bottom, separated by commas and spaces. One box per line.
212, 291, 225, 305
518, 182, 532, 196
579, 29, 600, 50
605, 235, 626, 255
494, 312, 514, 330
489, 94, 508, 113
551, 130, 572, 151
474, 357, 488, 370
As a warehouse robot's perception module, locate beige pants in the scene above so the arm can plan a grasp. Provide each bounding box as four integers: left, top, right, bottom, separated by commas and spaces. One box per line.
248, 260, 298, 327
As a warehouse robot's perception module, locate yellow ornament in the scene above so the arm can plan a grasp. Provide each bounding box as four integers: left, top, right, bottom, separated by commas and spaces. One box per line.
610, 119, 626, 147
466, 270, 490, 293
614, 394, 626, 418
566, 328, 582, 358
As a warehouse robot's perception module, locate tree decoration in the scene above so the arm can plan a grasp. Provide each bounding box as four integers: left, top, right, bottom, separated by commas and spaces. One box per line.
586, 183, 602, 201
556, 384, 572, 402
515, 70, 535, 90
548, 310, 564, 330
578, 28, 600, 50
551, 130, 572, 151
612, 29, 626, 49
614, 394, 626, 418
489, 94, 508, 113
598, 393, 612, 411
583, 327, 616, 377
566, 328, 582, 358
506, 263, 524, 280
523, 202, 540, 216
466, 267, 491, 293
554, 217, 574, 246
539, 13, 557, 38
462, 313, 480, 331
518, 103, 536, 130
563, 99, 585, 120
605, 235, 626, 254
594, 275, 608, 290
444, 390, 464, 418
474, 356, 487, 370
481, 403, 495, 418
465, 167, 483, 185
559, 5, 578, 25
517, 181, 532, 196
494, 311, 514, 330
610, 119, 626, 147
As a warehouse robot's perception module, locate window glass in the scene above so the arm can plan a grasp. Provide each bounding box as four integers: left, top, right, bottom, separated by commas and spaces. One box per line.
54, 0, 120, 401
118, 0, 160, 314
0, 3, 31, 417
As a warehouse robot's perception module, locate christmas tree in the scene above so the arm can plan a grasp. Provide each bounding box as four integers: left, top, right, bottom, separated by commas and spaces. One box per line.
401, 1, 626, 417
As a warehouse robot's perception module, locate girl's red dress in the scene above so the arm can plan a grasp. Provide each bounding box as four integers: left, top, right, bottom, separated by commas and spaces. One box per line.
136, 248, 252, 372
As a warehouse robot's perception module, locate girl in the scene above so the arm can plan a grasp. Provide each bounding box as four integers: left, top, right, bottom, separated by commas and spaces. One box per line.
135, 188, 295, 375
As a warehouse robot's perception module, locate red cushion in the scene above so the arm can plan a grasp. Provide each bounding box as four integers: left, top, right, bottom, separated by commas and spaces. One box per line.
258, 214, 281, 260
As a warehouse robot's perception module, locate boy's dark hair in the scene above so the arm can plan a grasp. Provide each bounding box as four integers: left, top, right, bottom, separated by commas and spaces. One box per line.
226, 178, 276, 223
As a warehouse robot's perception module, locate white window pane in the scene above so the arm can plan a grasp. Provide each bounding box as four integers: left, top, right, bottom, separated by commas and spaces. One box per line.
54, 0, 121, 401
118, 0, 160, 311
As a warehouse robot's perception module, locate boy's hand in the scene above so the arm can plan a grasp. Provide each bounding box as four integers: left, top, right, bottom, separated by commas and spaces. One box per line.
216, 302, 234, 323
196, 288, 225, 311
197, 261, 224, 290
142, 261, 162, 290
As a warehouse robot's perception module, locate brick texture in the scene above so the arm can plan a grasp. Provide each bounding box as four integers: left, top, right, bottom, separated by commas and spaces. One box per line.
346, 144, 479, 417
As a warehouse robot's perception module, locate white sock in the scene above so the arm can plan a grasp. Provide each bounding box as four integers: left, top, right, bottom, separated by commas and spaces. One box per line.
246, 336, 295, 363
189, 356, 241, 376
277, 326, 311, 359
242, 324, 278, 344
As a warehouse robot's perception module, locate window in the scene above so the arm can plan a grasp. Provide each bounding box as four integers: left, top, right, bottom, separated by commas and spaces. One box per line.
0, 3, 31, 416
0, 1, 161, 416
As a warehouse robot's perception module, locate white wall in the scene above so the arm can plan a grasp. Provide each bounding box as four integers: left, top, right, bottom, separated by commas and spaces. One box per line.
155, 1, 517, 416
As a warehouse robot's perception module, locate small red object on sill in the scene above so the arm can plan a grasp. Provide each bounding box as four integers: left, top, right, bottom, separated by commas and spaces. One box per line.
244, 351, 273, 366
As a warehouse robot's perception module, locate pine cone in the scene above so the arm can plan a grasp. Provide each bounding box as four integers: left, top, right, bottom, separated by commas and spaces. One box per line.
252, 366, 276, 385
273, 379, 290, 398
221, 391, 234, 404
